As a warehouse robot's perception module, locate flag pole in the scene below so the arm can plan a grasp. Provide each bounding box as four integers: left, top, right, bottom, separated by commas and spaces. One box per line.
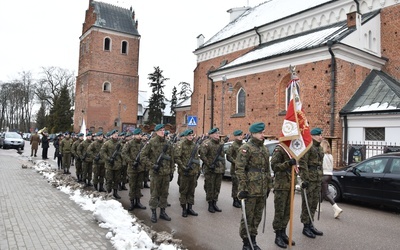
289, 166, 295, 249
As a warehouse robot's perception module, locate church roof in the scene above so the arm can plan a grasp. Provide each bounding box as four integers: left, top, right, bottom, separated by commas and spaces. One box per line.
340, 70, 400, 115
92, 1, 139, 36
202, 0, 334, 47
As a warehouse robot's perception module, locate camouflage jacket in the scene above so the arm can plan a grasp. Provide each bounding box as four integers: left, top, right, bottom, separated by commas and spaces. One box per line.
226, 139, 243, 175
199, 137, 225, 174
87, 139, 105, 164
270, 145, 293, 190
122, 139, 146, 172
60, 138, 73, 154
299, 139, 324, 183
140, 135, 174, 176
71, 139, 83, 157
174, 138, 200, 176
100, 138, 123, 170
77, 139, 93, 162
236, 137, 272, 197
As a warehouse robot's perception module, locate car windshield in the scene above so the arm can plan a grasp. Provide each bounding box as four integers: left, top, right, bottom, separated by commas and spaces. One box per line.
6, 133, 22, 139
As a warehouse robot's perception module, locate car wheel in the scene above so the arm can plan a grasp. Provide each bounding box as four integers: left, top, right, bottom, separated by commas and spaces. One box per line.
328, 181, 341, 202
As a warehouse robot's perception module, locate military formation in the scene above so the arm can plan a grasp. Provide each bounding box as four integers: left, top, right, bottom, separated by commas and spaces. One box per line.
51, 122, 339, 250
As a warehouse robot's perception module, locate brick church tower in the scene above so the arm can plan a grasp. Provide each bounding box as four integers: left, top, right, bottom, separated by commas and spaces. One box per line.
73, 0, 140, 133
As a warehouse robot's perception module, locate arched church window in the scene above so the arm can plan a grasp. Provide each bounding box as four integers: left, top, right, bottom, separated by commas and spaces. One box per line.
237, 88, 245, 114
104, 37, 111, 51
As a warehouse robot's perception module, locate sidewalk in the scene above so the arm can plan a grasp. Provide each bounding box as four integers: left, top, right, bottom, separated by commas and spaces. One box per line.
0, 151, 113, 250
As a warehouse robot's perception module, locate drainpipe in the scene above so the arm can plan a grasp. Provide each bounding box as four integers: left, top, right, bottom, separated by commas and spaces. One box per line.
327, 40, 336, 137
353, 0, 360, 13
207, 73, 214, 130
343, 115, 348, 162
254, 26, 262, 44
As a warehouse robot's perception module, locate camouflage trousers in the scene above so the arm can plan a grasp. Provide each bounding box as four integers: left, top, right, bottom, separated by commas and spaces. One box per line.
74, 158, 83, 175
62, 153, 72, 171
203, 172, 222, 202
149, 174, 170, 209
120, 164, 128, 184
179, 174, 197, 205
82, 161, 93, 182
106, 169, 121, 190
128, 170, 145, 200
300, 181, 321, 224
239, 195, 266, 239
231, 173, 239, 198
273, 189, 292, 230
92, 163, 105, 185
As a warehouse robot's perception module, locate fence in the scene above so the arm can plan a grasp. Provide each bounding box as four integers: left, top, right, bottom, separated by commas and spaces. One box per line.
331, 141, 400, 169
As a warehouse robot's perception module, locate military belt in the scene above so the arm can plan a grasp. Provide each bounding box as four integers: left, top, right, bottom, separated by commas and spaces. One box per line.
308, 165, 321, 170
248, 168, 266, 173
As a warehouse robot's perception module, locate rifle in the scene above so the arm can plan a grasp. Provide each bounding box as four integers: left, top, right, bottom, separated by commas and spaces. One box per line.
152, 135, 176, 173
209, 136, 229, 171
108, 143, 121, 165
94, 152, 100, 162
133, 143, 145, 168
81, 152, 87, 162
184, 136, 205, 175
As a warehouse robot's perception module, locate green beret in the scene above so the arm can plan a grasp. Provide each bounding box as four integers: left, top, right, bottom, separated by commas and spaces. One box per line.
154, 124, 165, 131
95, 131, 103, 137
125, 131, 133, 137
86, 131, 92, 136
118, 131, 126, 137
110, 129, 118, 135
311, 127, 323, 135
179, 132, 185, 137
133, 128, 142, 135
208, 127, 219, 135
233, 130, 243, 136
183, 129, 194, 136
249, 122, 265, 133
78, 133, 84, 137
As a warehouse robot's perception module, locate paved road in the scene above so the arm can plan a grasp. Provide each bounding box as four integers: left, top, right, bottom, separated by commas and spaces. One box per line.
6, 143, 400, 250
0, 146, 113, 250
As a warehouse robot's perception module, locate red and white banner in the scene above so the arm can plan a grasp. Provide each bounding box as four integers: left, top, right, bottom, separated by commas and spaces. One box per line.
279, 78, 312, 160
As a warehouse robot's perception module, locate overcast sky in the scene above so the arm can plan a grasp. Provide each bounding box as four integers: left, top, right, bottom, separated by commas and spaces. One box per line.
0, 0, 266, 96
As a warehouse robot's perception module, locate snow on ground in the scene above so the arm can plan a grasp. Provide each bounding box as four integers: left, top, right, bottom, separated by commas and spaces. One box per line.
31, 159, 184, 250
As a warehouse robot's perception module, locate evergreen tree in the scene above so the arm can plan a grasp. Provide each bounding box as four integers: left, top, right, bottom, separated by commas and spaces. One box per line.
146, 66, 168, 124
52, 85, 73, 132
35, 102, 47, 130
170, 86, 177, 124
177, 81, 192, 101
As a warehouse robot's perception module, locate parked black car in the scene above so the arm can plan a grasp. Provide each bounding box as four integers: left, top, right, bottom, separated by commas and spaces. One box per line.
329, 152, 400, 209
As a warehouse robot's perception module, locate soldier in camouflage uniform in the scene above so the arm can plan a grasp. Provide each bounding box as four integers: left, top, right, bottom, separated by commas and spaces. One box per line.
199, 128, 225, 213
87, 131, 106, 192
174, 129, 201, 217
77, 132, 93, 187
71, 133, 84, 181
118, 132, 129, 191
140, 124, 174, 223
60, 132, 73, 174
226, 129, 244, 208
236, 122, 272, 250
271, 145, 297, 248
122, 128, 147, 211
100, 129, 123, 199
299, 127, 324, 238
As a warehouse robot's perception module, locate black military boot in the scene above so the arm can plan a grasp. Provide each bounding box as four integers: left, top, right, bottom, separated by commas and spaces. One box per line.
128, 200, 135, 211
242, 238, 252, 250
274, 230, 287, 249
159, 208, 171, 221
208, 201, 215, 213
181, 204, 188, 217
134, 199, 146, 209
113, 189, 121, 199
250, 235, 262, 250
143, 181, 150, 188
99, 183, 106, 192
118, 183, 122, 191
213, 200, 222, 212
233, 198, 242, 208
87, 180, 93, 187
310, 224, 323, 236
151, 209, 157, 223
302, 224, 316, 238
281, 228, 295, 246
94, 183, 98, 191
187, 204, 198, 216
121, 182, 128, 190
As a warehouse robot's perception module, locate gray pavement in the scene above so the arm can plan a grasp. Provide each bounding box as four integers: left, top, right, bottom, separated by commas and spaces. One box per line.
0, 148, 113, 250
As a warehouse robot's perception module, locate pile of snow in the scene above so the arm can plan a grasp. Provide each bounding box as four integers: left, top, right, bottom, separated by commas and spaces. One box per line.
31, 160, 184, 250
